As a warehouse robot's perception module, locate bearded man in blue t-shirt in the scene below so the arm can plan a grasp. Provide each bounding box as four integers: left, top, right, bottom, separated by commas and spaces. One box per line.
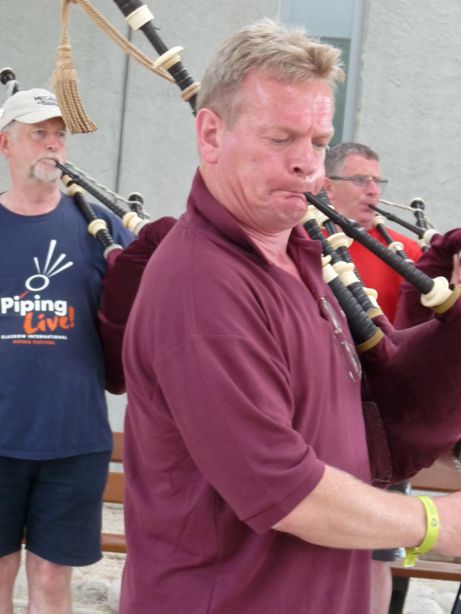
0, 88, 131, 613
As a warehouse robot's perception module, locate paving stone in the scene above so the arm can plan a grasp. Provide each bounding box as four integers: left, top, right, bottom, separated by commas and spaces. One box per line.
404, 579, 459, 613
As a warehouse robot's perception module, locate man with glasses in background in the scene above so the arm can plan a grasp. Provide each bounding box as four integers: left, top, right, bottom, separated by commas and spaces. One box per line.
325, 142, 421, 614
325, 142, 421, 321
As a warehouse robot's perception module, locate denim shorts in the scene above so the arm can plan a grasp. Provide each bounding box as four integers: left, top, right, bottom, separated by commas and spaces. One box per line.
0, 451, 110, 566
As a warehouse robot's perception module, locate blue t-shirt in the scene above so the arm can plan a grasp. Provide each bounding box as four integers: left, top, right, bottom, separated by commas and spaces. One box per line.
0, 193, 132, 459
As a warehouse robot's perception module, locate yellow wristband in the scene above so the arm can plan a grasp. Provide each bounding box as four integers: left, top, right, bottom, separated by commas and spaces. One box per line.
403, 496, 440, 567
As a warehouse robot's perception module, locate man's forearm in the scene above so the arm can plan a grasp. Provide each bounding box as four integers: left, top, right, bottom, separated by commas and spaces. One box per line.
273, 464, 426, 550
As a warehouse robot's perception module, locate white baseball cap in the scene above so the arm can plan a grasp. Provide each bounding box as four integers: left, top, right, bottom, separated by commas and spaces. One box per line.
0, 88, 63, 131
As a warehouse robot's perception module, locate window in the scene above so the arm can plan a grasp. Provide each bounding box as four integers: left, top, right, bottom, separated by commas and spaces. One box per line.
280, 0, 364, 144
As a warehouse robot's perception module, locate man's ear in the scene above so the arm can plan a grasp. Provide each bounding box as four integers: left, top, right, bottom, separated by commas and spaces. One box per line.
195, 108, 223, 164
0, 132, 11, 158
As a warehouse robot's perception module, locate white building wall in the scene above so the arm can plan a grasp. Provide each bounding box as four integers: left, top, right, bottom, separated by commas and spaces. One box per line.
356, 0, 461, 231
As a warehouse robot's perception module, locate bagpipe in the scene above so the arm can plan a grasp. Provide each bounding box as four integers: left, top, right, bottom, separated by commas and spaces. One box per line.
55, 155, 177, 393
52, 163, 176, 395
52, 0, 199, 133
89, 167, 461, 484
3, 1, 461, 483
372, 196, 439, 252
303, 191, 461, 483
49, 0, 202, 389
366, 193, 460, 326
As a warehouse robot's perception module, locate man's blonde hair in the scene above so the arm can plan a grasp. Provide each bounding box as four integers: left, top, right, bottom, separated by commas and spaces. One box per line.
196, 18, 344, 125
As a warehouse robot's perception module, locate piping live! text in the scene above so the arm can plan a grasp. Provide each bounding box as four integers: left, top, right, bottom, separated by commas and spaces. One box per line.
1, 295, 75, 337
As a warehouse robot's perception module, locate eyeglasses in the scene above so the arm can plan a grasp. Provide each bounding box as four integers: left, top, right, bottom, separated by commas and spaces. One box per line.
327, 175, 388, 187
317, 297, 362, 383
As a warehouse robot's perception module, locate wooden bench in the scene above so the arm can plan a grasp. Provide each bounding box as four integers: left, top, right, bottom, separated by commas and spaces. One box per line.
390, 461, 461, 582
101, 431, 126, 554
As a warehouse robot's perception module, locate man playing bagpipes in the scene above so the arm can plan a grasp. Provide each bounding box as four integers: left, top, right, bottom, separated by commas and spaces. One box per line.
95, 18, 461, 614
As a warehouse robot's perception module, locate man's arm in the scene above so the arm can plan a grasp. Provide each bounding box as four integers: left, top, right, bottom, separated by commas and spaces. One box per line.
99, 217, 176, 393
273, 464, 461, 557
395, 228, 461, 327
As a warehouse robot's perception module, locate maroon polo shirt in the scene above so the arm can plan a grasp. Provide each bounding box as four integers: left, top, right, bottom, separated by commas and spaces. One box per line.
120, 170, 371, 613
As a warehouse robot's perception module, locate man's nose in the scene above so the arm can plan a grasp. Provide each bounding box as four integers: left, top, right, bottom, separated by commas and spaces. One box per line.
45, 134, 61, 151
290, 143, 319, 178
366, 179, 380, 195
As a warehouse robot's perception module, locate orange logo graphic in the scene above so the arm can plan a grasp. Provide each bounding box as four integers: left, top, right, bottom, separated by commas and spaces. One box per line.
23, 306, 75, 334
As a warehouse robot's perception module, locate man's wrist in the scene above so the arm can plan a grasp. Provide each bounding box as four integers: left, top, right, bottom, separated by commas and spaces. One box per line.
403, 496, 440, 567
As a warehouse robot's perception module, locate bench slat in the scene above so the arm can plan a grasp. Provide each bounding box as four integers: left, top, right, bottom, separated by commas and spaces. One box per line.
104, 471, 124, 504
391, 559, 461, 582
411, 463, 461, 494
101, 532, 127, 554
102, 432, 126, 553
112, 431, 123, 463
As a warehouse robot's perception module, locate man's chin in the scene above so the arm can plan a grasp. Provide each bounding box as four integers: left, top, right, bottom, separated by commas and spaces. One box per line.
33, 171, 61, 184
280, 203, 310, 229
359, 211, 376, 230
281, 192, 308, 210
32, 164, 61, 183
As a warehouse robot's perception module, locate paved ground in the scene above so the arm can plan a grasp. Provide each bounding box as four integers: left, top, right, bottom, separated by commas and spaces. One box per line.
404, 578, 460, 613
13, 571, 461, 613
14, 558, 460, 613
